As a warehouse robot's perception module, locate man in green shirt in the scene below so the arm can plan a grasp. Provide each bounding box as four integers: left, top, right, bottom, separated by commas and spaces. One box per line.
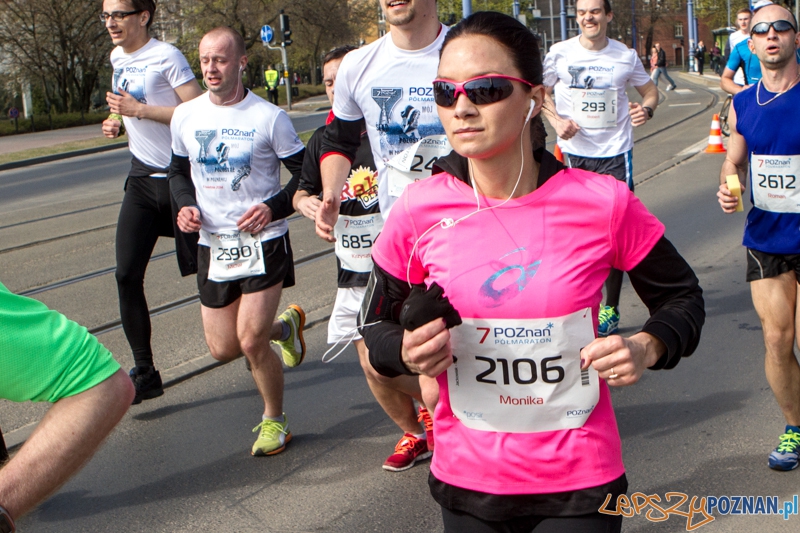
0, 281, 134, 529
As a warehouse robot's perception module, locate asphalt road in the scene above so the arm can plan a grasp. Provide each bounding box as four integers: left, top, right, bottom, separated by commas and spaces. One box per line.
3, 78, 800, 532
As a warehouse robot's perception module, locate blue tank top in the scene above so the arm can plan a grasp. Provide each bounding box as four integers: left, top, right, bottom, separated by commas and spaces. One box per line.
734, 81, 800, 254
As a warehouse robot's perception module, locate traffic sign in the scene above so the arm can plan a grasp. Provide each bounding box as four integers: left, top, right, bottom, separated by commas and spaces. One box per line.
261, 25, 274, 44
8, 107, 19, 119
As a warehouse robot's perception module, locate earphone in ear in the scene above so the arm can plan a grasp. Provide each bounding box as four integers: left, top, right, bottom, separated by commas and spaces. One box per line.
524, 101, 535, 125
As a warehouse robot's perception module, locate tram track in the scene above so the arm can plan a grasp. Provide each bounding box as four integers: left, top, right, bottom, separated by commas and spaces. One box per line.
0, 201, 122, 231
87, 246, 334, 337
4, 213, 306, 293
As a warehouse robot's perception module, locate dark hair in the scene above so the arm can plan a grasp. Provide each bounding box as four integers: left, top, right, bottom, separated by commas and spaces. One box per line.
576, 0, 612, 14
129, 0, 157, 29
737, 7, 752, 16
322, 45, 358, 68
440, 11, 546, 150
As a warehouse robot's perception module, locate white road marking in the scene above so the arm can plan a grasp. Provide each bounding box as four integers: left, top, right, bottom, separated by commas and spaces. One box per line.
669, 102, 703, 107
674, 89, 695, 94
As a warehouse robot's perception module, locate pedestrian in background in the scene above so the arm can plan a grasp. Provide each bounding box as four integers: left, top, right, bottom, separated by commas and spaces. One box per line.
653, 42, 678, 90
710, 43, 722, 75
264, 64, 279, 105
696, 40, 707, 76
650, 46, 658, 80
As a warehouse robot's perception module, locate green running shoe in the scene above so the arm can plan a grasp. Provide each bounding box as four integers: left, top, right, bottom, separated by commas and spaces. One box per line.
274, 304, 306, 367
597, 305, 620, 337
252, 415, 292, 456
768, 426, 800, 471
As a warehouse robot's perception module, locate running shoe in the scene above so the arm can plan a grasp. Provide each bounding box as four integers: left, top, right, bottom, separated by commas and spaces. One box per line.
768, 426, 800, 471
382, 433, 431, 472
418, 406, 434, 452
274, 304, 306, 367
252, 415, 292, 456
597, 306, 620, 337
129, 366, 163, 405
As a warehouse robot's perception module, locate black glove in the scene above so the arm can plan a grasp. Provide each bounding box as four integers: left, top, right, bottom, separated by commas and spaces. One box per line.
399, 281, 462, 331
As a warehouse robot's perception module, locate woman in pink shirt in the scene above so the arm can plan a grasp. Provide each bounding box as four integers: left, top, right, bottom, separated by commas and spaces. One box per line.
360, 12, 704, 532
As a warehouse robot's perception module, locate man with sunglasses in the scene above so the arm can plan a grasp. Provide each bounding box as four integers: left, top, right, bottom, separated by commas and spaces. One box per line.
721, 2, 800, 95
717, 3, 800, 471
100, 0, 202, 405
314, 0, 444, 472
542, 0, 659, 337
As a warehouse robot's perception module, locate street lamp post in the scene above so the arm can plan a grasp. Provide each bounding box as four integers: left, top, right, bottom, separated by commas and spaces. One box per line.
462, 0, 472, 18
687, 0, 696, 72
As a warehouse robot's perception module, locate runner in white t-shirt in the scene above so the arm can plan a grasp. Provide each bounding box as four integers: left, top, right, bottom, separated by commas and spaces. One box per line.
313, 0, 443, 473
542, 0, 658, 338
168, 27, 307, 457
100, 0, 203, 405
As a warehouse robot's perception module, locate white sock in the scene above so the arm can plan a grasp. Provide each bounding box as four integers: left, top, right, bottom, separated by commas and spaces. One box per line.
263, 414, 285, 423
412, 432, 425, 440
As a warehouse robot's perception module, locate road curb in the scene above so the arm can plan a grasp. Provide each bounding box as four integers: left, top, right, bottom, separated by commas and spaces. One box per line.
0, 141, 128, 172
677, 71, 722, 89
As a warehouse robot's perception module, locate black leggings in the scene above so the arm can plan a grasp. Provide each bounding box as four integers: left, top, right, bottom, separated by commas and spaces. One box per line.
441, 507, 623, 533
115, 176, 174, 368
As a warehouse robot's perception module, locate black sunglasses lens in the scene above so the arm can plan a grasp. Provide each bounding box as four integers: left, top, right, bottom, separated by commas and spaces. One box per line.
433, 81, 456, 107
753, 20, 796, 34
465, 78, 515, 105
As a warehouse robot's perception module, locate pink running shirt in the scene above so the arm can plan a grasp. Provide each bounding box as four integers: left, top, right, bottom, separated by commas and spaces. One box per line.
372, 168, 664, 495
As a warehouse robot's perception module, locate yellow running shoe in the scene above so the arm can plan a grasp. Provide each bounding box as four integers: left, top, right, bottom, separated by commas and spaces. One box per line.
252, 415, 292, 456
274, 304, 306, 367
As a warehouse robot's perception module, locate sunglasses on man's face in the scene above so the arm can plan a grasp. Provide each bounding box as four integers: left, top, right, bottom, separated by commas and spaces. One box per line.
751, 20, 797, 35
432, 75, 535, 108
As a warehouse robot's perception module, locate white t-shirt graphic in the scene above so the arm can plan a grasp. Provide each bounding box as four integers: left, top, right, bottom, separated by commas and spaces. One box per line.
110, 38, 195, 170
171, 91, 304, 246
332, 25, 449, 215
544, 37, 651, 158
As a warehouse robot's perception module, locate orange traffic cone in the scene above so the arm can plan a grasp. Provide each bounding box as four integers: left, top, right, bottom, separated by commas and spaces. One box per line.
704, 114, 726, 153
554, 144, 564, 163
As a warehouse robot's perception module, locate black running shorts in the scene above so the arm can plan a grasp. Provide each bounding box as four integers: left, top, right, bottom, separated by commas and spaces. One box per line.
197, 232, 295, 308
746, 248, 800, 282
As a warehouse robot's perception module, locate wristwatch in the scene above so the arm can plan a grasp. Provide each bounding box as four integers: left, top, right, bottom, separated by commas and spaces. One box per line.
643, 106, 654, 120
0, 505, 15, 533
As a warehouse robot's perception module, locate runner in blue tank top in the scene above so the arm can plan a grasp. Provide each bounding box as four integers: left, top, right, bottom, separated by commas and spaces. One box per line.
717, 3, 800, 471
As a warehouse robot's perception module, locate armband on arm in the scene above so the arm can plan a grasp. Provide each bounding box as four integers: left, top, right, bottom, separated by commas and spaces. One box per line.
358, 265, 415, 378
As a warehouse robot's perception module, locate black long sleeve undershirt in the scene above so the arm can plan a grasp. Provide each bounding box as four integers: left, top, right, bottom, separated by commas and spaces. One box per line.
320, 116, 364, 163
168, 148, 306, 221
268, 148, 305, 220
360, 236, 705, 378
168, 154, 195, 210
